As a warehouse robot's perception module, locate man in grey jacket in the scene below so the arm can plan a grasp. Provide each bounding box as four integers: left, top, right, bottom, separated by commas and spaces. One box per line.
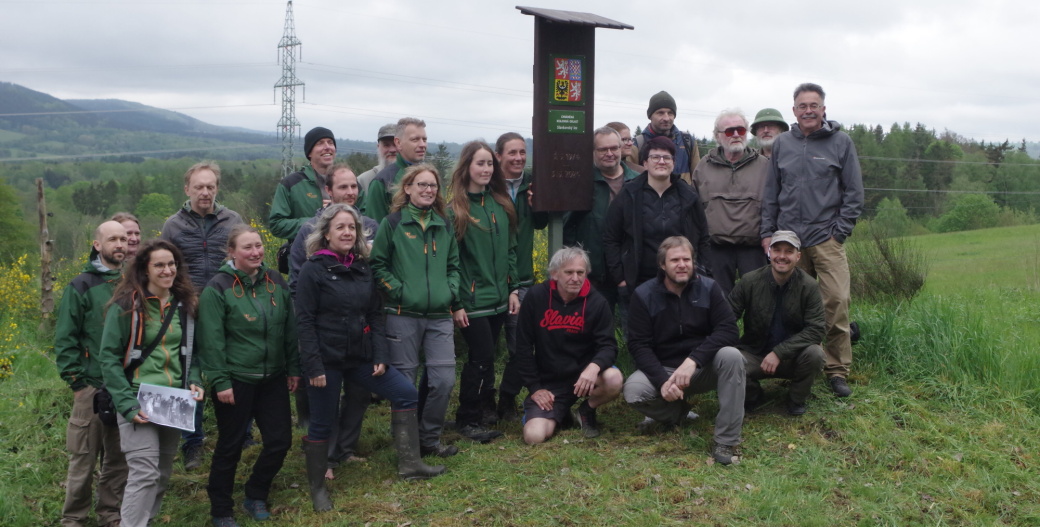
760, 83, 863, 398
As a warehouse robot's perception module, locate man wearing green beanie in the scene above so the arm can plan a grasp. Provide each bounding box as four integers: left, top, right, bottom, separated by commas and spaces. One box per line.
630, 91, 701, 185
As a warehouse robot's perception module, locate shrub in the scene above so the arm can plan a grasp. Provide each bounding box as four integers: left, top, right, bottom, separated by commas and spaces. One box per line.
934, 193, 999, 233
847, 231, 927, 303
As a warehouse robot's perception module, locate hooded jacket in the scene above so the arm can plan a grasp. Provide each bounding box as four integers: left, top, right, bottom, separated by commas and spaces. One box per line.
54, 248, 121, 391
197, 262, 300, 394
294, 253, 388, 378
508, 171, 549, 288
269, 164, 324, 240
627, 272, 738, 390
602, 173, 712, 289
513, 279, 617, 392
451, 189, 519, 317
760, 120, 864, 247
692, 147, 770, 246
370, 204, 461, 318
728, 265, 825, 361
160, 202, 244, 291
563, 162, 639, 283
99, 296, 201, 421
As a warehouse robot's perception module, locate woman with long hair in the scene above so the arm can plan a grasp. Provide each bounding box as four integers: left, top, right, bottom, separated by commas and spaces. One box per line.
99, 239, 203, 527
370, 163, 461, 459
295, 203, 444, 512
198, 224, 300, 526
448, 140, 519, 442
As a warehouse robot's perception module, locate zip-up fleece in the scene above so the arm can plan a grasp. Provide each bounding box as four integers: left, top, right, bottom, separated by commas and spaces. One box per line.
362, 155, 410, 223
197, 263, 300, 394
295, 253, 388, 378
54, 248, 121, 391
370, 205, 461, 318
161, 202, 244, 291
761, 120, 864, 248
692, 146, 770, 246
452, 190, 519, 317
269, 164, 324, 240
99, 296, 201, 421
513, 279, 617, 392
510, 171, 549, 287
563, 163, 639, 282
627, 273, 739, 390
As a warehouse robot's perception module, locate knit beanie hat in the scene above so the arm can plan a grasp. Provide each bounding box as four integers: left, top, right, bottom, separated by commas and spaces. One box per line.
304, 127, 336, 159
647, 91, 677, 118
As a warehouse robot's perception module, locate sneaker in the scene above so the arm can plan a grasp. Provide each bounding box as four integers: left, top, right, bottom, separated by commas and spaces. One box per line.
457, 424, 503, 443
497, 397, 521, 423
712, 443, 739, 465
420, 444, 460, 458
828, 376, 852, 398
576, 400, 601, 438
786, 398, 807, 416
242, 498, 270, 521
212, 517, 239, 527
183, 445, 203, 471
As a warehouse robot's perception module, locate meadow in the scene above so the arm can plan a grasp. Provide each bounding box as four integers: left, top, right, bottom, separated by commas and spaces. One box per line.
0, 225, 1038, 526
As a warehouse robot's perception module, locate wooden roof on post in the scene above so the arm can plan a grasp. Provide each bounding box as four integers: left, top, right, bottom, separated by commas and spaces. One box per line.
515, 6, 634, 30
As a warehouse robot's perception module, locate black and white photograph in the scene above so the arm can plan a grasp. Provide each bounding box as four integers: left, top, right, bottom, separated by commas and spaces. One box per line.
137, 383, 197, 432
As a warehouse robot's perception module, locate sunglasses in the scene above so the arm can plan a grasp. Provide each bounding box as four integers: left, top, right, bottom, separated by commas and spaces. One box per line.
717, 126, 747, 137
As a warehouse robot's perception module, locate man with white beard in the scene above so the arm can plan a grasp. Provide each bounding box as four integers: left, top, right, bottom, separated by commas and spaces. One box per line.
750, 108, 789, 157
691, 109, 770, 295
357, 123, 399, 195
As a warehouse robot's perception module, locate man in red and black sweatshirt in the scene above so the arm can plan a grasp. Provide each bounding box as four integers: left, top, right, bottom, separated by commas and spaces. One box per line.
512, 247, 623, 445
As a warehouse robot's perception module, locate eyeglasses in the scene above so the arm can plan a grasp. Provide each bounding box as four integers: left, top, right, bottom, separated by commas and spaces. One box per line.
648, 154, 674, 163
795, 103, 822, 112
595, 146, 620, 154
151, 262, 177, 270
717, 126, 747, 137
621, 138, 634, 145
411, 182, 438, 190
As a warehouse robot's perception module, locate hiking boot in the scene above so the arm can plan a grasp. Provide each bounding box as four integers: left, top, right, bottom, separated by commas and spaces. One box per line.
183, 445, 203, 471
497, 395, 520, 422
828, 376, 852, 398
420, 444, 460, 458
712, 443, 739, 465
211, 517, 239, 527
457, 423, 503, 443
242, 498, 271, 521
786, 398, 807, 416
576, 400, 601, 438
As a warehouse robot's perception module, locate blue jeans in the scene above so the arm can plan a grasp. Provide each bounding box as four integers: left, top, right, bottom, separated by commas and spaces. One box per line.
306, 365, 417, 442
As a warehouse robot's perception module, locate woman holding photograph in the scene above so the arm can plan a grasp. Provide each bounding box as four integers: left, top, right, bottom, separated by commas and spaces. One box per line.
99, 239, 203, 527
295, 203, 445, 513
197, 224, 300, 527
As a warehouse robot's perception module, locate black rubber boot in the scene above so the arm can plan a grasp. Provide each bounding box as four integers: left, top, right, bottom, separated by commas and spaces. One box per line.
392, 409, 446, 481
301, 437, 332, 511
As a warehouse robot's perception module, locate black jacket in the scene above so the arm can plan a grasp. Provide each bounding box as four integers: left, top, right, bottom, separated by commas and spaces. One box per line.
294, 253, 387, 378
627, 273, 738, 390
513, 280, 617, 392
602, 173, 712, 290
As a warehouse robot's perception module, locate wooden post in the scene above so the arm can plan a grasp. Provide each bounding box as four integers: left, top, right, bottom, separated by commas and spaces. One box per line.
38, 178, 54, 331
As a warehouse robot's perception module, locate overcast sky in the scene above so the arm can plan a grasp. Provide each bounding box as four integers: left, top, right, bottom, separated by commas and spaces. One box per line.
3, 0, 1038, 156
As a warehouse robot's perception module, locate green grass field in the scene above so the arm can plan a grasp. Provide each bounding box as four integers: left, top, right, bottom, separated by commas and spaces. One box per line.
2, 225, 1039, 526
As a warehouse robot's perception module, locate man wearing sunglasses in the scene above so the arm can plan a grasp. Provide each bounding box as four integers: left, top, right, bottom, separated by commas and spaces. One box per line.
760, 83, 863, 398
691, 109, 771, 295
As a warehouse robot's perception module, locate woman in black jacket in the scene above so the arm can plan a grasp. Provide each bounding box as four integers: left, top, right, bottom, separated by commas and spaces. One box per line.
295, 204, 445, 512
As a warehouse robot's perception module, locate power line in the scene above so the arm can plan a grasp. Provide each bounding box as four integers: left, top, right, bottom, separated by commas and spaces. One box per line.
860, 155, 1040, 167
865, 187, 1040, 196
0, 103, 275, 118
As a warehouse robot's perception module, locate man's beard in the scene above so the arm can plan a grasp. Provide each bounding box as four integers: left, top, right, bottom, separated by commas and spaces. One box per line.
754, 136, 775, 150
726, 141, 745, 156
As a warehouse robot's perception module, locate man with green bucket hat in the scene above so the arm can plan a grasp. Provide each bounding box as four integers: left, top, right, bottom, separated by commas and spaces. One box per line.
750, 108, 789, 157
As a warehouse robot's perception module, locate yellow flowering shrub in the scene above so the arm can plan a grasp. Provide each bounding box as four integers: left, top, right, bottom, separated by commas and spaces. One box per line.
0, 322, 18, 380
0, 255, 37, 322
250, 219, 282, 270
533, 228, 549, 284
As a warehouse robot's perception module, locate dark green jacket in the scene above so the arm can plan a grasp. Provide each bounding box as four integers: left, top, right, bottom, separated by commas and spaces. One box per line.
509, 171, 549, 287
452, 190, 518, 317
728, 265, 825, 361
99, 296, 202, 421
362, 156, 410, 223
197, 263, 300, 394
563, 163, 639, 282
370, 205, 461, 318
269, 165, 324, 240
54, 249, 121, 391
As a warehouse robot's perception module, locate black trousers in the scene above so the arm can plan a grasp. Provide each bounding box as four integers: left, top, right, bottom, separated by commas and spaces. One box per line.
456, 312, 507, 426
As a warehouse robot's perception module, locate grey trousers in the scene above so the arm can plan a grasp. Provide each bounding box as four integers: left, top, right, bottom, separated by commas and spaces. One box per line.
62, 386, 127, 527
116, 413, 180, 527
386, 315, 456, 449
623, 346, 746, 446
742, 345, 824, 405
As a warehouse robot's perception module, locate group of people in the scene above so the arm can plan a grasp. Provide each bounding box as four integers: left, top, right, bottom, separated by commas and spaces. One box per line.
54, 81, 863, 527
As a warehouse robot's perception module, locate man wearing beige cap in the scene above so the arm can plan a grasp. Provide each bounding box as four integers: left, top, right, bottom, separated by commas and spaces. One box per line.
728, 230, 825, 415
357, 123, 399, 195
